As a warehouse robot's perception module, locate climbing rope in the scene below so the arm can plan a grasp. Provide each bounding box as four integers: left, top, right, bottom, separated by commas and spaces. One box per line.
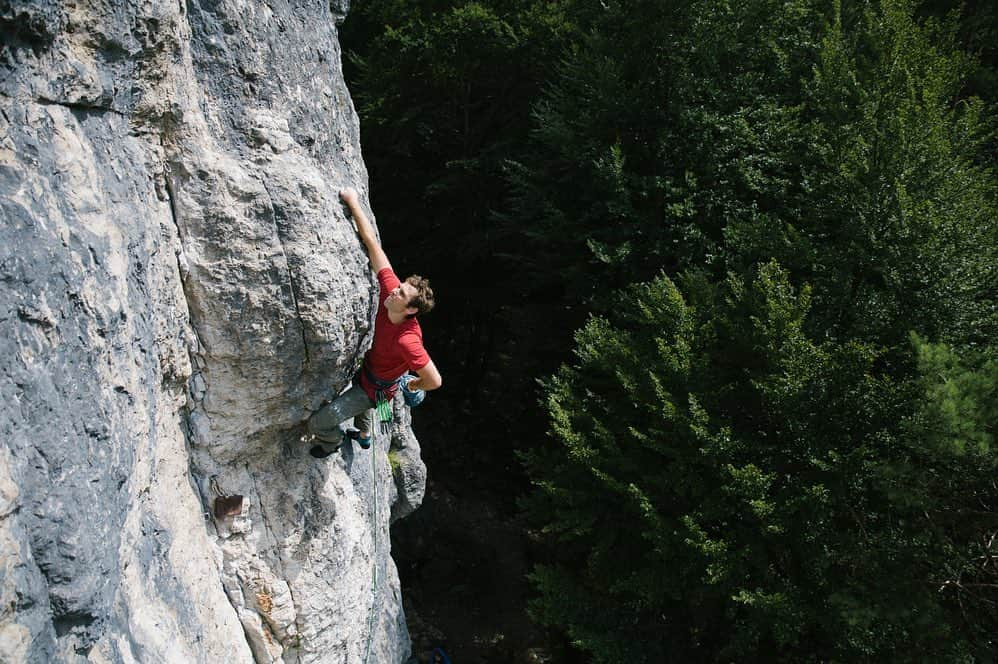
362, 435, 381, 664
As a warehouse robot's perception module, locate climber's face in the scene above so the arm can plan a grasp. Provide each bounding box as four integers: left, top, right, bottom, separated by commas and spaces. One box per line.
385, 282, 419, 316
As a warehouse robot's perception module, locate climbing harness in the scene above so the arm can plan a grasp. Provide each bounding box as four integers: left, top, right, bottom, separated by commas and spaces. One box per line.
363, 363, 402, 433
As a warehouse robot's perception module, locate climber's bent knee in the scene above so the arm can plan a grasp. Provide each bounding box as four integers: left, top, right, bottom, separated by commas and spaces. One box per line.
308, 384, 374, 442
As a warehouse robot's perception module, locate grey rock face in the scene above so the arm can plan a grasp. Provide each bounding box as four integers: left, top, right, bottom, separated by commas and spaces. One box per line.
0, 1, 424, 662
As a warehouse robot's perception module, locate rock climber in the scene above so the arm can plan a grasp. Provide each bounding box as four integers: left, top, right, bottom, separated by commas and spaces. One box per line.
307, 187, 442, 457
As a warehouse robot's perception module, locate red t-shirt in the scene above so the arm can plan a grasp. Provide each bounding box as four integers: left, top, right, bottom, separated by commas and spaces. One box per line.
359, 268, 430, 401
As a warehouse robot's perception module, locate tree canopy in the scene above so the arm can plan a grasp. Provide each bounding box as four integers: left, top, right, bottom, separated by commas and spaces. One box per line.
516, 1, 997, 660
342, 0, 997, 660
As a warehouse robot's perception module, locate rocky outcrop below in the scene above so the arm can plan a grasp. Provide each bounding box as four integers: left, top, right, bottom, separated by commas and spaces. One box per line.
0, 1, 424, 661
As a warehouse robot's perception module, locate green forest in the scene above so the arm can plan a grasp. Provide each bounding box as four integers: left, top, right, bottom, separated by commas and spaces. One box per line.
340, 0, 997, 661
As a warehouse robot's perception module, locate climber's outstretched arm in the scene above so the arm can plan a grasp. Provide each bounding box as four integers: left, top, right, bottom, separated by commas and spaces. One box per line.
340, 187, 390, 273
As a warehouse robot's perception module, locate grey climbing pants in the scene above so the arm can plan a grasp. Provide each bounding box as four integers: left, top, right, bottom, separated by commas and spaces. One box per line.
307, 383, 375, 442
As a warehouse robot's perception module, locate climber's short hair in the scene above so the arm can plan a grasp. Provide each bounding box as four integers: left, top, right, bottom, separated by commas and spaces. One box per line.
404, 275, 434, 318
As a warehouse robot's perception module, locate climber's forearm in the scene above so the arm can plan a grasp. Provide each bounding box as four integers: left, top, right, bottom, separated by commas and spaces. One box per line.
359, 231, 391, 273
341, 188, 391, 272
409, 361, 442, 392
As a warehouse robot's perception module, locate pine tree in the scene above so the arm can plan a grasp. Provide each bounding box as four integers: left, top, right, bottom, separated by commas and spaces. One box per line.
523, 264, 997, 661
506, 0, 995, 342
521, 0, 998, 660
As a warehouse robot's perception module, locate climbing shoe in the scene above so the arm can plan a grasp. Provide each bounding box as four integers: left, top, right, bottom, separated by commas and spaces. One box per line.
309, 442, 339, 459
342, 427, 372, 450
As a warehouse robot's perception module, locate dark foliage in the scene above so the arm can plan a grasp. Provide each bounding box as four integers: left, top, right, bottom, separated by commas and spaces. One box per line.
341, 0, 998, 661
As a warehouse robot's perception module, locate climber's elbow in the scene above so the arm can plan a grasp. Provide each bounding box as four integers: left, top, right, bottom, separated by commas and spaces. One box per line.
417, 361, 442, 391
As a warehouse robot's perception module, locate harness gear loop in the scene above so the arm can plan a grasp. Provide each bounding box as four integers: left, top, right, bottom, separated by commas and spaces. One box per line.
363, 362, 403, 433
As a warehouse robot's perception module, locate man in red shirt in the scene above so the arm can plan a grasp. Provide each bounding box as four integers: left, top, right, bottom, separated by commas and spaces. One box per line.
307, 187, 442, 456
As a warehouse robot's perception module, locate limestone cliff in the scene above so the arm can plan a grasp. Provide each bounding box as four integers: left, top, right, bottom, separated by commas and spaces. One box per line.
0, 1, 425, 662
